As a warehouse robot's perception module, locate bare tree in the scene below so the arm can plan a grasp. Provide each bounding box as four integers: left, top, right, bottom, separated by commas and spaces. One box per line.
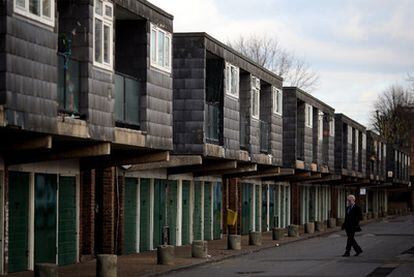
371, 84, 414, 148
228, 34, 319, 92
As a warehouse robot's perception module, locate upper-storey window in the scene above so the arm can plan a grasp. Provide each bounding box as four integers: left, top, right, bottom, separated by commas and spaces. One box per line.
94, 0, 113, 71
14, 0, 55, 27
329, 118, 335, 137
318, 112, 323, 141
305, 104, 313, 128
355, 130, 359, 153
225, 62, 239, 98
150, 24, 172, 73
362, 133, 366, 150
272, 87, 282, 115
347, 126, 353, 144
251, 76, 260, 119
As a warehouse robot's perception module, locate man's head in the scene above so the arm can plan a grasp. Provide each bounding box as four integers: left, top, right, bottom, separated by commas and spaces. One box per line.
347, 194, 356, 206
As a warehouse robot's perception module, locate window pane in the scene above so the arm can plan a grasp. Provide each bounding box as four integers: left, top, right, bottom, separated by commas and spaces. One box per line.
231, 67, 238, 95
29, 0, 40, 15
103, 24, 111, 64
164, 36, 170, 68
42, 0, 51, 18
125, 77, 140, 125
151, 29, 157, 63
277, 91, 282, 114
95, 0, 103, 15
66, 59, 80, 113
94, 19, 103, 63
16, 0, 26, 8
57, 55, 65, 111
158, 32, 165, 66
105, 4, 112, 17
114, 74, 125, 122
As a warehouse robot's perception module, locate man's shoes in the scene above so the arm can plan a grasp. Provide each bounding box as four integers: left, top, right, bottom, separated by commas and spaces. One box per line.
342, 252, 350, 257
354, 250, 363, 256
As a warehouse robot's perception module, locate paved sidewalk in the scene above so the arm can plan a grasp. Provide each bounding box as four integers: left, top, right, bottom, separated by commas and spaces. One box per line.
9, 218, 382, 277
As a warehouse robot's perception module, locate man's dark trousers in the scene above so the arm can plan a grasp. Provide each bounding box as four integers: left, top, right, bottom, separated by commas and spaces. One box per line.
345, 230, 362, 253
343, 204, 363, 254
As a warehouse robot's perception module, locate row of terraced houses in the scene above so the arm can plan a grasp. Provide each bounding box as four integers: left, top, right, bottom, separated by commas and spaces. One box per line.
0, 0, 412, 274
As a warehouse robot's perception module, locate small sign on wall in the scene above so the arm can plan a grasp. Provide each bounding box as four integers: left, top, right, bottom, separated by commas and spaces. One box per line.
387, 171, 393, 178
359, 188, 366, 195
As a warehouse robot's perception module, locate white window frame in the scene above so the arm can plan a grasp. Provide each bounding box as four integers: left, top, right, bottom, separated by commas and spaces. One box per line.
305, 104, 313, 128
150, 23, 172, 73
318, 112, 324, 141
251, 76, 260, 120
272, 87, 282, 116
93, 0, 114, 71
329, 118, 335, 137
225, 62, 240, 98
13, 0, 55, 27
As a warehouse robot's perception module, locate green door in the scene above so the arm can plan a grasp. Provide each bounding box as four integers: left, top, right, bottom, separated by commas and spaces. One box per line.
35, 173, 57, 263
193, 181, 203, 240
167, 180, 177, 245
241, 183, 252, 235
181, 181, 191, 245
153, 179, 166, 247
58, 176, 77, 265
123, 178, 138, 254
269, 186, 275, 229
8, 171, 29, 273
140, 178, 151, 252
204, 182, 212, 241
213, 182, 222, 240
262, 185, 268, 232
255, 185, 260, 231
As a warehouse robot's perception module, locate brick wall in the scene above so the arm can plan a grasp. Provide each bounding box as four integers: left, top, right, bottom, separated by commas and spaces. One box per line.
80, 169, 95, 257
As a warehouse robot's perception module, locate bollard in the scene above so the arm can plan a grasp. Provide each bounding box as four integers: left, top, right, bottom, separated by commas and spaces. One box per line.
287, 225, 299, 237
157, 245, 175, 265
336, 218, 345, 227
191, 240, 208, 258
373, 212, 379, 219
362, 213, 368, 221
228, 234, 242, 250
328, 218, 336, 228
97, 254, 117, 277
249, 231, 262, 246
305, 222, 315, 234
35, 263, 58, 277
272, 228, 285, 240
315, 221, 325, 232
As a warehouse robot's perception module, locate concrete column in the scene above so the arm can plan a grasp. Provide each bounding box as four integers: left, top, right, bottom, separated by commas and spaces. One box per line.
157, 245, 175, 265
192, 240, 208, 258
97, 254, 117, 277
35, 263, 58, 277
249, 231, 262, 246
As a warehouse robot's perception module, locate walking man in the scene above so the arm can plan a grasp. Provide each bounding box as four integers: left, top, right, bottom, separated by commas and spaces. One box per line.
342, 194, 363, 257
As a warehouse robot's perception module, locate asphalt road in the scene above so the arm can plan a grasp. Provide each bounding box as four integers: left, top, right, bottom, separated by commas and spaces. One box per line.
168, 215, 414, 277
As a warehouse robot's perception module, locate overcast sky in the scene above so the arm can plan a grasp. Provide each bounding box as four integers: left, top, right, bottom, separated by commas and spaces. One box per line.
149, 0, 414, 127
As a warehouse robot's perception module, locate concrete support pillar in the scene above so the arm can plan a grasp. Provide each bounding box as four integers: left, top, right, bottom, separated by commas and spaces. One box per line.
191, 240, 208, 258
35, 263, 58, 277
249, 231, 262, 246
272, 228, 285, 240
157, 245, 175, 265
97, 254, 117, 277
288, 225, 299, 237
315, 221, 325, 232
305, 222, 315, 234
328, 218, 336, 228
228, 235, 241, 250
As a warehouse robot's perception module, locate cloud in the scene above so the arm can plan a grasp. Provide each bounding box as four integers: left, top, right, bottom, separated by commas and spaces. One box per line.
149, 0, 414, 126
